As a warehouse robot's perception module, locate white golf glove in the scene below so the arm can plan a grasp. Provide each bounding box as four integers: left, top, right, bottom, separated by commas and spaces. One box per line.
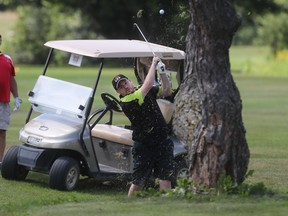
13, 97, 22, 111
156, 61, 166, 74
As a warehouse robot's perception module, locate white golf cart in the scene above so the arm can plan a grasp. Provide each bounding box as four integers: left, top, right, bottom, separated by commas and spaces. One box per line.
1, 39, 188, 191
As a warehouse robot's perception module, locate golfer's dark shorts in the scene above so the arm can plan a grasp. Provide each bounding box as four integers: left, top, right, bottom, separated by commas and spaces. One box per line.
132, 138, 174, 186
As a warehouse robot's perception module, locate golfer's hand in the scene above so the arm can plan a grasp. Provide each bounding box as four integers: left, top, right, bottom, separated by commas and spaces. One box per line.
14, 97, 22, 111
152, 56, 160, 65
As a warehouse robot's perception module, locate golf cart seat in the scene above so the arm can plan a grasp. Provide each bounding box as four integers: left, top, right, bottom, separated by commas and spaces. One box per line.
91, 124, 133, 146
156, 99, 175, 124
91, 99, 174, 147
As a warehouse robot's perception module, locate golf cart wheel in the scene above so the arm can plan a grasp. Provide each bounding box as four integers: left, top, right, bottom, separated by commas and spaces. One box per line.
1, 146, 29, 180
172, 158, 189, 187
49, 156, 80, 191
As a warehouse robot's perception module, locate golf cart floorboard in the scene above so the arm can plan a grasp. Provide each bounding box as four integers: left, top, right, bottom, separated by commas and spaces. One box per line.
99, 163, 130, 173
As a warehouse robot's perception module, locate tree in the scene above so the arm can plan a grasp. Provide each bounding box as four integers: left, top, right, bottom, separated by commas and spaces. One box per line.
10, 4, 94, 64
4, 0, 189, 63
231, 0, 283, 45
3, 0, 287, 63
257, 12, 288, 55
41, 0, 189, 50
173, 0, 249, 187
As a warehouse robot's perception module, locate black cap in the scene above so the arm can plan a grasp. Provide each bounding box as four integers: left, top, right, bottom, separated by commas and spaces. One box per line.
112, 74, 128, 90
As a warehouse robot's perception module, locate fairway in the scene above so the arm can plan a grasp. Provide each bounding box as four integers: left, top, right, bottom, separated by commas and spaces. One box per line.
233, 75, 288, 192
1, 66, 288, 215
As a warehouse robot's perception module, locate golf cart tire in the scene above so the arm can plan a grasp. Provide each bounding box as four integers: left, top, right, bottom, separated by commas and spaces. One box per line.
172, 157, 189, 187
49, 156, 80, 191
1, 146, 29, 180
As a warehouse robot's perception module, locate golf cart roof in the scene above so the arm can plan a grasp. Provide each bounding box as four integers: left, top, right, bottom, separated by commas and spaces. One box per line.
44, 39, 185, 60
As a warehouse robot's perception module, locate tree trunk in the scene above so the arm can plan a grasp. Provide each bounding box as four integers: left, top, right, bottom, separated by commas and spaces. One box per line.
173, 0, 250, 187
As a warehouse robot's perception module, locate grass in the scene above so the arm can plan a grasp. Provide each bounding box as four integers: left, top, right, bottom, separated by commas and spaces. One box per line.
233, 76, 288, 193
230, 46, 288, 76
1, 66, 288, 215
26, 197, 288, 216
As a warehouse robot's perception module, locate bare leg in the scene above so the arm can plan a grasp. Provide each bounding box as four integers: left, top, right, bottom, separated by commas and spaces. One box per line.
0, 130, 6, 162
159, 180, 171, 190
128, 184, 144, 197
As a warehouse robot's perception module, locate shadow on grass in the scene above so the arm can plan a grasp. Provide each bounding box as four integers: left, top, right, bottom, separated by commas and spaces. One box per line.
77, 178, 130, 194
24, 172, 130, 194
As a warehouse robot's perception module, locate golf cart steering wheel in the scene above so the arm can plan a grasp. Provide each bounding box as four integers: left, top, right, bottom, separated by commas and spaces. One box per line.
101, 93, 122, 112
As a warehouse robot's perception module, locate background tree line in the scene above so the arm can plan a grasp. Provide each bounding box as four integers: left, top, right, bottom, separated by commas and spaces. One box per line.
0, 0, 288, 64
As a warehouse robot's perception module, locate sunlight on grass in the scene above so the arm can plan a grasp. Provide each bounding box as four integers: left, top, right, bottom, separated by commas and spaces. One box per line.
230, 46, 288, 76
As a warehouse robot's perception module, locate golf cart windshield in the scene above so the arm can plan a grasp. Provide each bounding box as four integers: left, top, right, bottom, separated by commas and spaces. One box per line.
28, 75, 93, 122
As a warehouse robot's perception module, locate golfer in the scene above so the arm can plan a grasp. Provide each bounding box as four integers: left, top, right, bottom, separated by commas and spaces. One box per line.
112, 56, 174, 197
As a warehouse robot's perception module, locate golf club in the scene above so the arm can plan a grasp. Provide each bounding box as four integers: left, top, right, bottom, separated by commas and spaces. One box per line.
133, 23, 156, 57
134, 23, 166, 73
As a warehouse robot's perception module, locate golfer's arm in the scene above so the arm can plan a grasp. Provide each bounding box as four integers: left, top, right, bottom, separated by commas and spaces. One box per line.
141, 57, 158, 97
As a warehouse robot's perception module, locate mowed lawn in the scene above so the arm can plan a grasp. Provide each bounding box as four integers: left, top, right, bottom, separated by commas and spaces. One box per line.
1, 64, 288, 215
234, 75, 288, 192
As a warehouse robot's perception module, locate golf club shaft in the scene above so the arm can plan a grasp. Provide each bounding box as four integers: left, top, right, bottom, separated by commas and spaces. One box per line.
134, 23, 156, 57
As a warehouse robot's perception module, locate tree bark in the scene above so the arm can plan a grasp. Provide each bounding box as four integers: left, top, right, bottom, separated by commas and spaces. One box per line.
173, 0, 250, 187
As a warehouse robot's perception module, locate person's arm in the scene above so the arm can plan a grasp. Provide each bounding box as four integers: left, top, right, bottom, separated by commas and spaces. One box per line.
159, 73, 171, 97
10, 76, 19, 98
11, 76, 22, 111
141, 56, 159, 98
